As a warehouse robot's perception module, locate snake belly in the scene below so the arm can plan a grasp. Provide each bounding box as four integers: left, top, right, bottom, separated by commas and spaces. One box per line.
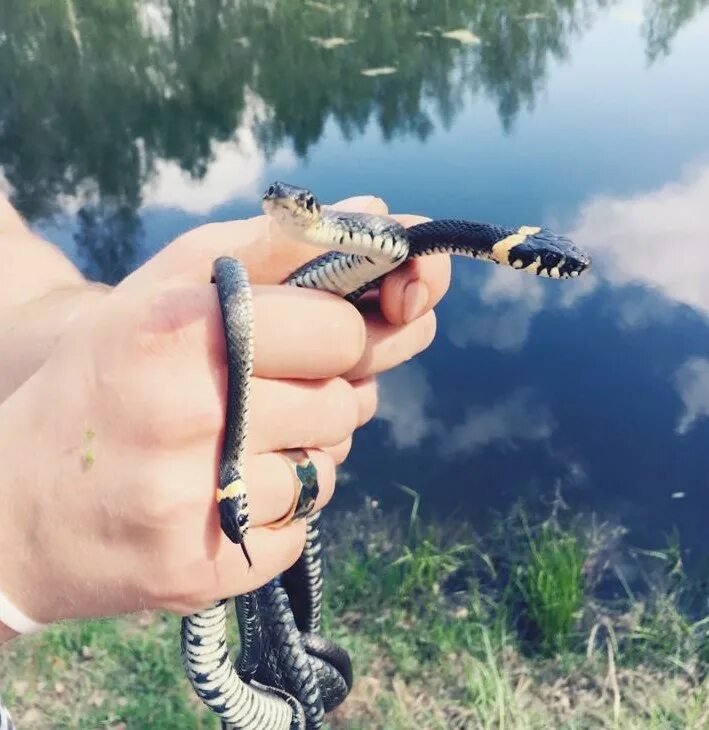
181, 183, 592, 730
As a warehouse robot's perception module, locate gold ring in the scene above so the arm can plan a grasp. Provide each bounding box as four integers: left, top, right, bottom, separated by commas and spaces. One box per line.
267, 449, 320, 529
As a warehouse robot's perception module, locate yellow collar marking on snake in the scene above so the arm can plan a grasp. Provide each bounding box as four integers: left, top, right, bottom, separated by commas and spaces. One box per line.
490, 225, 542, 265
216, 479, 247, 502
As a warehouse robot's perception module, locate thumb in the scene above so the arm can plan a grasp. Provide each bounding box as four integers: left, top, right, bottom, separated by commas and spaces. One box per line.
119, 195, 390, 291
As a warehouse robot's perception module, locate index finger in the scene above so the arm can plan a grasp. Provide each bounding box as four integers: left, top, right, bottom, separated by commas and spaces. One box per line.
141, 282, 366, 380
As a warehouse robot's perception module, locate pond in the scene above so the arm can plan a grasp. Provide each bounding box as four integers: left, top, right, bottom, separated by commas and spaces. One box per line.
2, 0, 709, 564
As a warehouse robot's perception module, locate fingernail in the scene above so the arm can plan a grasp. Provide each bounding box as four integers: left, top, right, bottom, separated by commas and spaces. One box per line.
402, 280, 430, 323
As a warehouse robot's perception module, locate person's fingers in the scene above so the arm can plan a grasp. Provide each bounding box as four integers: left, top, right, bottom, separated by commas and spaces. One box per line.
345, 309, 437, 381
244, 449, 336, 525
322, 436, 353, 465
214, 521, 307, 597
252, 287, 366, 378
379, 214, 452, 326
136, 282, 366, 379
97, 284, 362, 453
124, 370, 359, 454
124, 195, 389, 289
353, 376, 378, 426
163, 446, 336, 529
246, 377, 359, 452
161, 521, 307, 612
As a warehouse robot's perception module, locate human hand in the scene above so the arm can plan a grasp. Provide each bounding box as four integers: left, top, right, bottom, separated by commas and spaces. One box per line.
0, 273, 367, 625
125, 195, 451, 460
0, 194, 450, 631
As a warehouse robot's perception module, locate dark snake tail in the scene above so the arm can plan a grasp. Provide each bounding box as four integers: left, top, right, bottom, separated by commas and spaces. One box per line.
254, 575, 353, 728
277, 512, 353, 721
234, 592, 263, 682
281, 514, 324, 634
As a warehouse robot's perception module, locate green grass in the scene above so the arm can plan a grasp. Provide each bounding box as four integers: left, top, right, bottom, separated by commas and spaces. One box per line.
515, 517, 586, 654
3, 495, 709, 728
0, 612, 217, 728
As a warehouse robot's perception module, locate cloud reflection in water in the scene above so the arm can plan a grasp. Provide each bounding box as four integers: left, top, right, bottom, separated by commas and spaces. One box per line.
377, 361, 439, 449
440, 388, 556, 457
674, 357, 709, 435
570, 163, 709, 317
377, 363, 555, 457
447, 265, 547, 353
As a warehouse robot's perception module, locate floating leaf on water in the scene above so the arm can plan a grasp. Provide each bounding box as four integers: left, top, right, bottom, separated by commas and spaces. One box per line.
671, 491, 686, 499
309, 36, 353, 50
304, 0, 337, 12
360, 66, 397, 77
440, 29, 481, 45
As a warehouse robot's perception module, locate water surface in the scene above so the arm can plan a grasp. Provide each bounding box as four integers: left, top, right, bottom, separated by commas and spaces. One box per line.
2, 0, 709, 561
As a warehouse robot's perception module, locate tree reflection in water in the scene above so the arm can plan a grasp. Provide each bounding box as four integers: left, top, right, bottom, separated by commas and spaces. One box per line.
0, 0, 699, 280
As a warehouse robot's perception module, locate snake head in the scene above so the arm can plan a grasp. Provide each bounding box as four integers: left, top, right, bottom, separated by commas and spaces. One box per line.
512, 229, 591, 279
217, 489, 252, 566
262, 181, 321, 234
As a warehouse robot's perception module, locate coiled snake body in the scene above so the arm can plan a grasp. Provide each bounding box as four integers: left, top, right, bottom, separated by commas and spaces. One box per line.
180, 182, 591, 729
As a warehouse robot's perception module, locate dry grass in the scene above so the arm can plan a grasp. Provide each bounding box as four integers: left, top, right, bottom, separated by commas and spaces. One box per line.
2, 499, 708, 728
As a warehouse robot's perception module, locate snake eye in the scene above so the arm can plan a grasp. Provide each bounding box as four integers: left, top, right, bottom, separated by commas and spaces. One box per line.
237, 514, 248, 527
305, 194, 315, 211
266, 185, 275, 197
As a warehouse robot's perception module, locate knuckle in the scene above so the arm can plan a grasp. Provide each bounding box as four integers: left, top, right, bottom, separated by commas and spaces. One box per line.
135, 285, 213, 363
356, 378, 379, 426
128, 412, 173, 449
131, 471, 186, 530
334, 302, 367, 371
329, 436, 353, 465
416, 310, 437, 354
425, 253, 452, 296
312, 454, 336, 508
282, 522, 308, 571
324, 378, 360, 443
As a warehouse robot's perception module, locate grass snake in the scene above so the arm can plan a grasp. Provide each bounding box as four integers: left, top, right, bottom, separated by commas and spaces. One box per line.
180, 182, 591, 729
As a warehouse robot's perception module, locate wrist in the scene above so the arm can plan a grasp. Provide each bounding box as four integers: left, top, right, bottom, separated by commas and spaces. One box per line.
0, 283, 110, 401
0, 228, 87, 311
0, 376, 65, 627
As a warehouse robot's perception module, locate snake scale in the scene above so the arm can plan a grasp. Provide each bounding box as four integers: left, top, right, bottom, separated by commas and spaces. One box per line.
180, 182, 591, 729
